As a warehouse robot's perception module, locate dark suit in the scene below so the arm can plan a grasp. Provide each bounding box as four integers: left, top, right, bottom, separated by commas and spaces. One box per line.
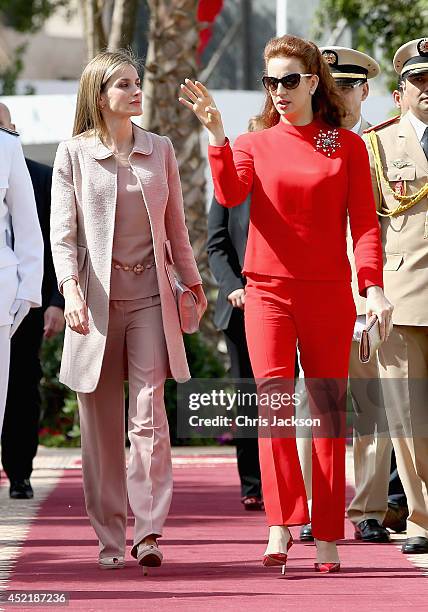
389, 451, 407, 507
207, 196, 261, 498
1, 159, 64, 481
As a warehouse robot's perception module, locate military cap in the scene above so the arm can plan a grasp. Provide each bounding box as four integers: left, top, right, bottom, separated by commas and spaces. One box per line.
319, 46, 380, 85
393, 38, 428, 77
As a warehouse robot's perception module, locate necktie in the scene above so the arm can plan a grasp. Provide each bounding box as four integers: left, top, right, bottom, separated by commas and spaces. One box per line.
422, 126, 428, 160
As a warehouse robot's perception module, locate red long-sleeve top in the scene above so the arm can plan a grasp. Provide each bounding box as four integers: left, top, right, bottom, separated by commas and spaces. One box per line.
208, 118, 383, 296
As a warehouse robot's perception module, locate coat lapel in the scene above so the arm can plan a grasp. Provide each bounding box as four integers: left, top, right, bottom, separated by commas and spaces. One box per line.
85, 133, 113, 160
132, 123, 153, 155
128, 128, 169, 234
79, 134, 117, 255
359, 117, 371, 136
85, 122, 153, 158
398, 114, 428, 175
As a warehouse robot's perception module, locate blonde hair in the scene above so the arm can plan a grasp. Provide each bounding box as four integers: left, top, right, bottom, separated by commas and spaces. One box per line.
73, 49, 141, 140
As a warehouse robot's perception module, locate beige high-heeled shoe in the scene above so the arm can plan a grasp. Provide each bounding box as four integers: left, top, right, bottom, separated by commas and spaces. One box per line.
137, 542, 163, 573
98, 556, 125, 570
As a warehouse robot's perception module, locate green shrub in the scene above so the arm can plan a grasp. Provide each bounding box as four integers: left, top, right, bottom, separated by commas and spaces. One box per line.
39, 330, 225, 447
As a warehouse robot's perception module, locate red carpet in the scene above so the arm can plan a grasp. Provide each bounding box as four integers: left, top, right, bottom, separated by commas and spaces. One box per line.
4, 461, 428, 611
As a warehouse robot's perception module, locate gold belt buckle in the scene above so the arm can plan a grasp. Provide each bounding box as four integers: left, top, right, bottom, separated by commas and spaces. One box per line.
133, 263, 144, 274
113, 260, 154, 274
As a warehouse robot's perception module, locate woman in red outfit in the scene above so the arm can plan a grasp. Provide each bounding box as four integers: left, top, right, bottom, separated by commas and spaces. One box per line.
180, 35, 393, 572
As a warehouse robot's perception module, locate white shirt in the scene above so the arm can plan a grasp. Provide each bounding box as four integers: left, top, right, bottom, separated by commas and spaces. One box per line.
350, 116, 362, 135
407, 111, 428, 143
0, 129, 43, 321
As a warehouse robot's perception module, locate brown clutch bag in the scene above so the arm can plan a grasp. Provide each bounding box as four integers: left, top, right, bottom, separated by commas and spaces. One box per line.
359, 315, 382, 364
175, 279, 199, 334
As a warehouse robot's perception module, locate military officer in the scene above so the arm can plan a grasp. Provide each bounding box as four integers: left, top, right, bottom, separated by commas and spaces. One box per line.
320, 46, 379, 134
0, 103, 64, 499
378, 78, 410, 534
312, 47, 393, 543
0, 125, 43, 433
363, 37, 428, 554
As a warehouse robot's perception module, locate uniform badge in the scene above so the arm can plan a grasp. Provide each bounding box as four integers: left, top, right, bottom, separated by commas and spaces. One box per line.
314, 128, 341, 157
392, 159, 410, 169
394, 181, 406, 196
417, 38, 428, 57
321, 50, 338, 66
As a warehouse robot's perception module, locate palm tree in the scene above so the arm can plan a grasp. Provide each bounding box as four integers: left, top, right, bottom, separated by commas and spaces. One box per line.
142, 0, 217, 345
80, 0, 139, 60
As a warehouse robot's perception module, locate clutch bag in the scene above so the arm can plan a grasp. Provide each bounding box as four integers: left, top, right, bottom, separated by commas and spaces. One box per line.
175, 279, 199, 334
359, 315, 382, 364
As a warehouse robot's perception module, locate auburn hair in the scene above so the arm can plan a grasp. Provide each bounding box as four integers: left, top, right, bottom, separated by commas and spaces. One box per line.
73, 49, 141, 141
260, 35, 346, 128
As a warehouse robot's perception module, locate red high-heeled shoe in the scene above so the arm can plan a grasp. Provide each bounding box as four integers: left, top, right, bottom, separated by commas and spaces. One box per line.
314, 562, 341, 573
263, 534, 294, 574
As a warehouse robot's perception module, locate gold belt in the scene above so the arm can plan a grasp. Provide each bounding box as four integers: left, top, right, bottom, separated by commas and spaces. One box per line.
112, 260, 155, 275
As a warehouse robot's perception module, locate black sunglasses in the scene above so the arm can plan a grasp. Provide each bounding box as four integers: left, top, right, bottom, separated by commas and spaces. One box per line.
262, 73, 313, 92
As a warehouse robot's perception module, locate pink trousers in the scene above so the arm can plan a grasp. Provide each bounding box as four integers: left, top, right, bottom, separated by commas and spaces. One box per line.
77, 295, 172, 560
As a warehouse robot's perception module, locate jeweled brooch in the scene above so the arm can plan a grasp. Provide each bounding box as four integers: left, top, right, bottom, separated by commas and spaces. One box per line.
314, 128, 341, 157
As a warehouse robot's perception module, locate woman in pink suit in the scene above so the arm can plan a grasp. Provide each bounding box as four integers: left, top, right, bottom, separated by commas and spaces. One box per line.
51, 50, 206, 571
180, 35, 393, 572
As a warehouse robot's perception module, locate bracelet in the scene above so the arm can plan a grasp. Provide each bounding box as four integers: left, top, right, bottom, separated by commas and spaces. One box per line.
60, 275, 78, 294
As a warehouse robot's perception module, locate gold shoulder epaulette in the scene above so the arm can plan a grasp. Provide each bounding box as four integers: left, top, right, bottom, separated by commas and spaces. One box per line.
0, 126, 19, 136
363, 115, 400, 134
366, 118, 428, 219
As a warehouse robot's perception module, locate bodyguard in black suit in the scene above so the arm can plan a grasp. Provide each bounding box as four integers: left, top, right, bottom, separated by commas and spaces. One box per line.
0, 105, 65, 499
207, 193, 262, 509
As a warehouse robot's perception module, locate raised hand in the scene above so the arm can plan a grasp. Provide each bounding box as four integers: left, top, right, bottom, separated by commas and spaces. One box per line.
178, 79, 226, 146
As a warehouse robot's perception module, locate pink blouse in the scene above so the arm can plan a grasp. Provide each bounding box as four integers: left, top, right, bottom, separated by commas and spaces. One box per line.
110, 162, 159, 300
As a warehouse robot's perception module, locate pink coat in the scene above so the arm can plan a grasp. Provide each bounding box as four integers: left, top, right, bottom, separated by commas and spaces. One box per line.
51, 124, 202, 392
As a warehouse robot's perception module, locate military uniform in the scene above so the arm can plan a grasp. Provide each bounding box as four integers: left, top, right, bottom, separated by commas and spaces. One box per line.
0, 126, 43, 433
363, 38, 428, 552
318, 47, 393, 538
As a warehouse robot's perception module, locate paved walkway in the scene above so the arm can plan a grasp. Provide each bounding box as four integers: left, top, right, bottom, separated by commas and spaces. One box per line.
1, 447, 428, 611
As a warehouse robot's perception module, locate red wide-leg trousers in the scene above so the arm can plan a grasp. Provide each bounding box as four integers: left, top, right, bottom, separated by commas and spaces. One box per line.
244, 274, 356, 541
